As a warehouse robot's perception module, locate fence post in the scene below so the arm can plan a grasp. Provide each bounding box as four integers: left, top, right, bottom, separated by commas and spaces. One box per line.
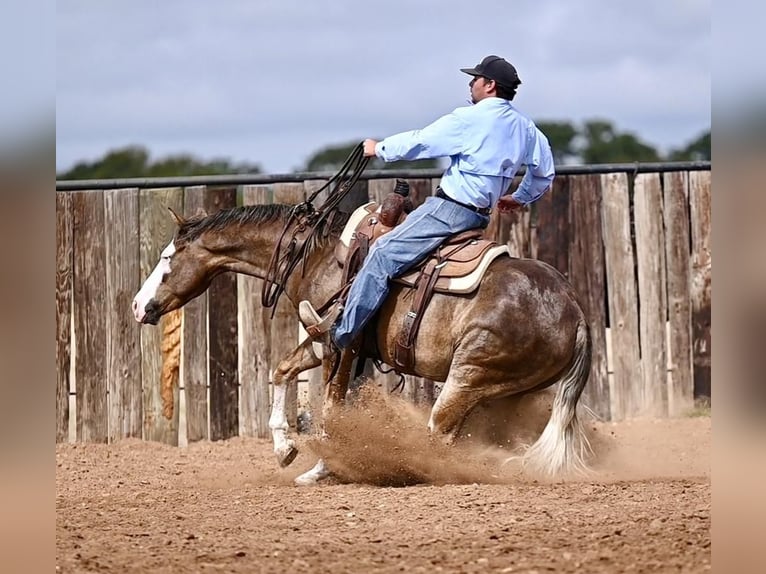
689, 171, 712, 400
663, 172, 694, 415
73, 190, 108, 442
139, 187, 183, 445
634, 173, 669, 417
568, 174, 610, 419
205, 187, 239, 441
104, 188, 142, 441
182, 186, 210, 442
601, 173, 642, 419
239, 185, 273, 438
56, 192, 73, 442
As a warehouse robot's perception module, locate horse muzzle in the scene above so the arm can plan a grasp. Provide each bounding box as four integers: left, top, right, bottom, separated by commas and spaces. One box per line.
133, 298, 162, 325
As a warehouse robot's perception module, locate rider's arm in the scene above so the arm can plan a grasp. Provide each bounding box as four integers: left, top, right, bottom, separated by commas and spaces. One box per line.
374, 112, 465, 162
510, 127, 555, 205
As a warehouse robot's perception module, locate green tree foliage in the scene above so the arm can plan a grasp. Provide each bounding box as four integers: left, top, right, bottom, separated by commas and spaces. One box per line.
667, 130, 711, 161
57, 145, 262, 180
535, 121, 579, 164
579, 119, 661, 163
301, 141, 439, 172
536, 119, 708, 164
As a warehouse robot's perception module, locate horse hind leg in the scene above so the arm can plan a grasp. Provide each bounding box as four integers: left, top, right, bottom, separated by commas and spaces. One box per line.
427, 368, 488, 445
269, 338, 322, 468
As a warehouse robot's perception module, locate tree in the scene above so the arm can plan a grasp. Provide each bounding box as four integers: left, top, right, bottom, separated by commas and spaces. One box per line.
301, 141, 439, 172
57, 145, 262, 179
667, 130, 711, 161
535, 121, 579, 164
579, 119, 661, 163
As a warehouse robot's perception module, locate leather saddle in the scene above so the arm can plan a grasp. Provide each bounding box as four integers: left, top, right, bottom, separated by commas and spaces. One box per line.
336, 201, 509, 371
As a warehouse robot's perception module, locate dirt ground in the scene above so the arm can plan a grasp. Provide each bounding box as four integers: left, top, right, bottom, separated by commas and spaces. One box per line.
56, 389, 711, 573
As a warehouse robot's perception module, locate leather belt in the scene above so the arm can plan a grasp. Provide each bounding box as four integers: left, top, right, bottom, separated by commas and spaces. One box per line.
436, 188, 491, 216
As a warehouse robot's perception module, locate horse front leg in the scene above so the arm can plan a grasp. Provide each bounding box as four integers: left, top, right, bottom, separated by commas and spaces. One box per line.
294, 346, 356, 486
269, 338, 322, 467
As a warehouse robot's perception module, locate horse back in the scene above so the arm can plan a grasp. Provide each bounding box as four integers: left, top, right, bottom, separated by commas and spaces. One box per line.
371, 256, 585, 382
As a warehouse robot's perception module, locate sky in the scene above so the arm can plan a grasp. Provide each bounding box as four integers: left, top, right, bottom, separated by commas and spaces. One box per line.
53, 0, 714, 174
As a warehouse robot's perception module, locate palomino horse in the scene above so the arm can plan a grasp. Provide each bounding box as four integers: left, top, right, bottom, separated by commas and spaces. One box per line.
132, 201, 592, 484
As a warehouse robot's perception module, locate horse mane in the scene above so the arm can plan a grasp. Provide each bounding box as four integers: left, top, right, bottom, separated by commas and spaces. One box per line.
175, 202, 351, 252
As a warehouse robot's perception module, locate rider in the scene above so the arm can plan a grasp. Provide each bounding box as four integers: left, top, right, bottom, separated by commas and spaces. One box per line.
299, 55, 555, 350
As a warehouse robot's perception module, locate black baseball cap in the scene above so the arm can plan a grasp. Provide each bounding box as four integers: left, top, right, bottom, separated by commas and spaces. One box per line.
460, 55, 521, 88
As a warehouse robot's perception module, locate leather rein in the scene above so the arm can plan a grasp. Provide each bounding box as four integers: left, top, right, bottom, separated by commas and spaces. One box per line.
261, 143, 370, 314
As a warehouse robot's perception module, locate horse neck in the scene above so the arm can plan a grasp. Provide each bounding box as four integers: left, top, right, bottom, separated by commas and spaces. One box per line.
201, 219, 344, 310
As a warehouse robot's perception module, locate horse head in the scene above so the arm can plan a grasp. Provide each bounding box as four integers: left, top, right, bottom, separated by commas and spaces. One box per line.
132, 207, 212, 325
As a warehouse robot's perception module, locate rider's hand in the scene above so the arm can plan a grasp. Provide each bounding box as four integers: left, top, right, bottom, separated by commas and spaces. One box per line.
362, 139, 379, 157
497, 195, 525, 213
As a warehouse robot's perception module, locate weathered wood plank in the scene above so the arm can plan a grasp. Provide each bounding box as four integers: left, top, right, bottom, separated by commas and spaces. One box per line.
273, 182, 306, 430
72, 190, 108, 442
239, 185, 273, 438
337, 180, 369, 214
402, 178, 431, 209
663, 172, 694, 415
634, 173, 668, 417
568, 174, 610, 419
139, 187, 183, 445
205, 187, 239, 441
104, 188, 142, 441
600, 173, 642, 419
535, 175, 570, 277
368, 178, 397, 205
182, 186, 209, 442
56, 192, 73, 442
689, 170, 712, 400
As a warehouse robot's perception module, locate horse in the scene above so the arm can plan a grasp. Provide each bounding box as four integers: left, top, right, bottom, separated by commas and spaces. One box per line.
132, 200, 593, 485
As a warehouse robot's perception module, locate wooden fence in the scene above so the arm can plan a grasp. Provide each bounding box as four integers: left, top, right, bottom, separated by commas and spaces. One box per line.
55, 164, 711, 445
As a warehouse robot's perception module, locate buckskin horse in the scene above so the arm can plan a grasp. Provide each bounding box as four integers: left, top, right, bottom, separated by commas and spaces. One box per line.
132, 175, 592, 485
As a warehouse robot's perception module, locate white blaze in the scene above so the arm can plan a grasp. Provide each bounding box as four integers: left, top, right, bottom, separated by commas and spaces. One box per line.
132, 241, 175, 322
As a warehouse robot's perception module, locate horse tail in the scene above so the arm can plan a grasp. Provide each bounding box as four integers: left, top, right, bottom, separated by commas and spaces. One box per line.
522, 316, 593, 478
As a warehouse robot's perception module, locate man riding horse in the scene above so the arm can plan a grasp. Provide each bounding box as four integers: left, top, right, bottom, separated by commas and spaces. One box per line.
133, 55, 592, 484
298, 55, 556, 350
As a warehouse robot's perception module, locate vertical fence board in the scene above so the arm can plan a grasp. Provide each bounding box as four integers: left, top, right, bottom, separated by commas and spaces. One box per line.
600, 173, 642, 419
368, 178, 396, 205
568, 175, 610, 419
239, 185, 273, 438
273, 182, 306, 429
205, 187, 239, 441
663, 172, 694, 415
535, 176, 570, 277
104, 189, 142, 441
689, 170, 712, 400
182, 186, 209, 441
403, 178, 431, 209
139, 187, 183, 445
73, 190, 108, 442
634, 173, 669, 417
56, 192, 73, 442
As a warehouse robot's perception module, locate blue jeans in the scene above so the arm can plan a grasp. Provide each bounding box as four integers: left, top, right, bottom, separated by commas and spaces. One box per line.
333, 195, 490, 348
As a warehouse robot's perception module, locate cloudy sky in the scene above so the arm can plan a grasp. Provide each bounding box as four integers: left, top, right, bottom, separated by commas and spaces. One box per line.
55, 0, 713, 174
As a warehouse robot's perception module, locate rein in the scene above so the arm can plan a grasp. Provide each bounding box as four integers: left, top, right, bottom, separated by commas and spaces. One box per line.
261, 143, 370, 312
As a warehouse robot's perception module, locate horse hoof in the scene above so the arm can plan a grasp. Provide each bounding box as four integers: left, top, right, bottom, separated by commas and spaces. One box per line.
275, 442, 299, 468
294, 460, 331, 486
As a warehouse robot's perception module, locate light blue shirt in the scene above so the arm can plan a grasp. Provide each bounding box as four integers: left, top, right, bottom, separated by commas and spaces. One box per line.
374, 97, 555, 208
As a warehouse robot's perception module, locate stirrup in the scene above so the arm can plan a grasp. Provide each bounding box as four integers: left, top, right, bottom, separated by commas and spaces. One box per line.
298, 300, 342, 339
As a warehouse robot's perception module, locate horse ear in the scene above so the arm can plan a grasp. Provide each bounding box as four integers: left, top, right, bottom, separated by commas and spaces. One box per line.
167, 207, 186, 226
194, 207, 208, 218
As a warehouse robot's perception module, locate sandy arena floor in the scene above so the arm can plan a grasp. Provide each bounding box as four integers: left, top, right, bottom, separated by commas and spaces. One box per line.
56, 390, 710, 573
